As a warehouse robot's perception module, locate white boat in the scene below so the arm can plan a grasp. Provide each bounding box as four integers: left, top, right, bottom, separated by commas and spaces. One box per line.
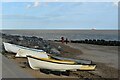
16, 49, 48, 58
50, 55, 92, 64
3, 42, 20, 53
27, 56, 96, 71
3, 42, 95, 68
3, 42, 43, 53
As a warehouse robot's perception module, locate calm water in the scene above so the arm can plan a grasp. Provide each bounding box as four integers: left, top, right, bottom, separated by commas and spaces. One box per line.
1, 30, 119, 41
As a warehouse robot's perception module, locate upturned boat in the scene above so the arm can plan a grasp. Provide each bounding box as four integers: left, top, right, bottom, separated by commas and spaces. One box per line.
27, 56, 96, 71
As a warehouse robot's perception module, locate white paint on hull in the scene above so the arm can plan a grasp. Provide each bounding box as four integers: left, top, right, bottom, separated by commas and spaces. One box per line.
16, 49, 48, 58
3, 42, 20, 53
27, 56, 96, 71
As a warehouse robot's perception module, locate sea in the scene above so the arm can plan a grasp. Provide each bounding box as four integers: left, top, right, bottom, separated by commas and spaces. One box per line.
1, 30, 119, 41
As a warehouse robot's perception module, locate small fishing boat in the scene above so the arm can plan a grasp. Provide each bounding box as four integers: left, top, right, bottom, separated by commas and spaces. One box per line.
50, 55, 92, 64
3, 42, 43, 53
27, 56, 96, 71
3, 42, 94, 66
3, 42, 20, 53
16, 49, 48, 58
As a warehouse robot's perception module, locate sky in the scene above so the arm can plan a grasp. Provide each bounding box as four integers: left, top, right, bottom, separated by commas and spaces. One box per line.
1, 1, 118, 29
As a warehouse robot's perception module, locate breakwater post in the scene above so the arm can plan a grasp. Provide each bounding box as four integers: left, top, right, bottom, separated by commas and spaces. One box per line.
53, 39, 120, 46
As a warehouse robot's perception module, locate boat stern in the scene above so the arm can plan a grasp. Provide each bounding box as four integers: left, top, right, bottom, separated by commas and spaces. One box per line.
79, 64, 96, 71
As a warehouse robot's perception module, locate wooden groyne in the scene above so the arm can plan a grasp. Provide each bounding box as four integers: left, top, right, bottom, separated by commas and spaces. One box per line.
53, 39, 120, 46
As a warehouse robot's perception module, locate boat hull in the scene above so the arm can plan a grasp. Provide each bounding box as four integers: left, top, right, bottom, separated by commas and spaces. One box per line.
16, 49, 48, 58
3, 42, 20, 53
50, 55, 92, 64
3, 42, 44, 54
27, 56, 96, 71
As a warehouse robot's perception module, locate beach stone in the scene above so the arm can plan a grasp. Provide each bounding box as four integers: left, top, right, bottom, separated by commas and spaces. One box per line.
19, 37, 24, 41
58, 46, 62, 51
50, 48, 60, 54
34, 46, 39, 48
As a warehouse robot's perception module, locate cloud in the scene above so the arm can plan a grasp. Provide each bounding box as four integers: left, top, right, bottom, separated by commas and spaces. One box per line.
113, 0, 119, 6
34, 0, 40, 7
26, 0, 40, 9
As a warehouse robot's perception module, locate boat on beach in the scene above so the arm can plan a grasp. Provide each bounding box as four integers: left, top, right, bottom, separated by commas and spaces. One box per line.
3, 42, 20, 53
16, 49, 48, 58
3, 42, 93, 65
3, 42, 43, 54
50, 55, 92, 64
27, 55, 96, 71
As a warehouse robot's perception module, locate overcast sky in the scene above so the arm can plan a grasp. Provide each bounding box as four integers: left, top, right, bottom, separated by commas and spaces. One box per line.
1, 1, 118, 29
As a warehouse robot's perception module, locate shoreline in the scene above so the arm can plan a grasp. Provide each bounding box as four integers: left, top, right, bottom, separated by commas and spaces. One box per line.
1, 32, 119, 46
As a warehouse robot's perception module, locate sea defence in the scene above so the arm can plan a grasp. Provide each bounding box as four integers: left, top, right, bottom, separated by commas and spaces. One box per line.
53, 39, 120, 46
1, 33, 60, 55
1, 32, 119, 47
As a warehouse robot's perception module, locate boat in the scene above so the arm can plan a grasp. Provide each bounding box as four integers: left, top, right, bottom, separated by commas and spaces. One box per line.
3, 42, 43, 53
49, 55, 92, 64
3, 42, 21, 53
16, 49, 48, 58
27, 55, 96, 71
3, 42, 93, 66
